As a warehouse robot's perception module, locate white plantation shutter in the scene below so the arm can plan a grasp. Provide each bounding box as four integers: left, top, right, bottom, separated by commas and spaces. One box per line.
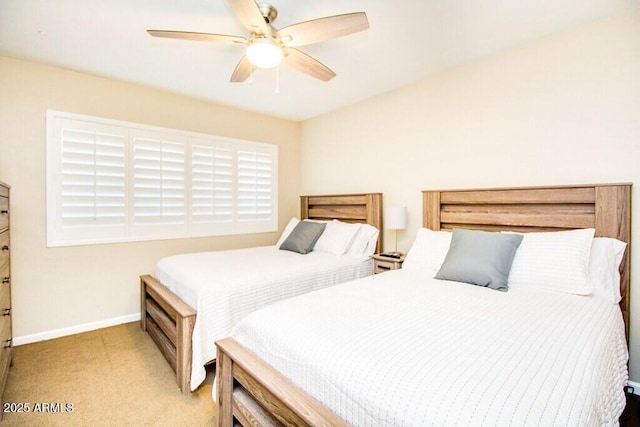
132, 132, 186, 236
47, 111, 277, 247
61, 128, 126, 224
191, 142, 234, 224
48, 119, 128, 245
238, 150, 275, 223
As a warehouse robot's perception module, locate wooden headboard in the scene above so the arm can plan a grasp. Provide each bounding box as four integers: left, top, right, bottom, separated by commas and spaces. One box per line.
423, 183, 632, 339
300, 193, 383, 253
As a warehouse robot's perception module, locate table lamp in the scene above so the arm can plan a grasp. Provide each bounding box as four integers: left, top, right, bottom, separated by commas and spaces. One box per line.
384, 206, 407, 255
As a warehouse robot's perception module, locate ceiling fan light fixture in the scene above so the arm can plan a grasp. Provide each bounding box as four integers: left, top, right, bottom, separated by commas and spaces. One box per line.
246, 37, 283, 69
148, 2, 369, 83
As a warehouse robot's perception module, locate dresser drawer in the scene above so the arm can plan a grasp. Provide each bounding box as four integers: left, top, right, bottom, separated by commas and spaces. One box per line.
0, 196, 7, 232
0, 283, 10, 361
0, 314, 11, 382
0, 262, 9, 309
0, 315, 10, 345
0, 231, 8, 270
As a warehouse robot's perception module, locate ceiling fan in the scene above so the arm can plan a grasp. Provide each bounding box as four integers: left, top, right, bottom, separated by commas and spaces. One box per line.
147, 0, 369, 83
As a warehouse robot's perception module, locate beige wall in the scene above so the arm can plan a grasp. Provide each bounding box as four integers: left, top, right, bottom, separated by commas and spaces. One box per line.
0, 56, 301, 341
301, 10, 640, 381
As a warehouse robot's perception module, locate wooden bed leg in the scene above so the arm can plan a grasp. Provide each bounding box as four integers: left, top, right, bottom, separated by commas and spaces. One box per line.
217, 345, 234, 427
140, 277, 147, 331
177, 313, 195, 395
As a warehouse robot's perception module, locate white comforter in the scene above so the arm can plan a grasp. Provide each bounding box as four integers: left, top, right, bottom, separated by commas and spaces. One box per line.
231, 268, 629, 426
153, 246, 372, 390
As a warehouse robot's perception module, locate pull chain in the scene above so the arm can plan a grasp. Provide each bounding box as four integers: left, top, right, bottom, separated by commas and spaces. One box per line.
275, 65, 280, 94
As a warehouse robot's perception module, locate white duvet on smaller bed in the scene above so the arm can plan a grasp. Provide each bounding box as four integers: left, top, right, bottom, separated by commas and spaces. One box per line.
154, 246, 372, 390
231, 268, 628, 426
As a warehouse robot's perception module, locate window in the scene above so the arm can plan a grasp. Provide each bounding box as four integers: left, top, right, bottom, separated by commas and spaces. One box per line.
47, 111, 277, 247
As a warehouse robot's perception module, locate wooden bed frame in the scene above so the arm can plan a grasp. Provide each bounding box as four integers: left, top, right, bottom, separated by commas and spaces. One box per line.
215, 183, 632, 426
140, 193, 382, 394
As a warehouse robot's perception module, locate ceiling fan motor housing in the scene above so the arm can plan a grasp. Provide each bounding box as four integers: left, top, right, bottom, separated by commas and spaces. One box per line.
258, 4, 278, 24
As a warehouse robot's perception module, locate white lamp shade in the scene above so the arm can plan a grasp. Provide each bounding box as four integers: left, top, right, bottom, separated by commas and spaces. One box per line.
246, 38, 283, 69
384, 206, 407, 230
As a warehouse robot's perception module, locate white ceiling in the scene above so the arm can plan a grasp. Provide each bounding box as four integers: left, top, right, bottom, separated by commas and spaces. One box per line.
1, 0, 638, 122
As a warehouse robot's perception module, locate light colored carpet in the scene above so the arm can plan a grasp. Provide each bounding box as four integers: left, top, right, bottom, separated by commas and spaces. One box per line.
1, 322, 216, 426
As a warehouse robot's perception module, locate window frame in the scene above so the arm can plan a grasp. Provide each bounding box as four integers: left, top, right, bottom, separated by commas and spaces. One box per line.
46, 110, 278, 247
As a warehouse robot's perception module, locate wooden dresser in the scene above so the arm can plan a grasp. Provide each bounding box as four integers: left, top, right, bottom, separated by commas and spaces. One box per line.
0, 181, 11, 416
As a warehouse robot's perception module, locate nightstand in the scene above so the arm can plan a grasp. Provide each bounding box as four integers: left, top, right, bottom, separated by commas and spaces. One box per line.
372, 254, 405, 274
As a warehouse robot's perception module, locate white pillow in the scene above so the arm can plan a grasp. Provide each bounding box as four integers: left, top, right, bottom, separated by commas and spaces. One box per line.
588, 237, 627, 303
402, 228, 452, 272
275, 217, 300, 248
346, 224, 380, 257
313, 220, 362, 256
507, 228, 595, 295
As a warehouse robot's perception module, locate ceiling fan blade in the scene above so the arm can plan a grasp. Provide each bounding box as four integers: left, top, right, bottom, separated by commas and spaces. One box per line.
230, 56, 255, 82
277, 12, 369, 47
227, 0, 269, 35
283, 47, 336, 82
147, 30, 246, 44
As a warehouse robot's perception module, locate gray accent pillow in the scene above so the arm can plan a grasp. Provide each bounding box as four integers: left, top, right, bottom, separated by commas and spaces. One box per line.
279, 221, 327, 254
435, 229, 523, 291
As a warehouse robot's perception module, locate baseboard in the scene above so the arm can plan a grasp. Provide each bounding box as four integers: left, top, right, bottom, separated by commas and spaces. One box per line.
13, 312, 142, 346
629, 380, 640, 395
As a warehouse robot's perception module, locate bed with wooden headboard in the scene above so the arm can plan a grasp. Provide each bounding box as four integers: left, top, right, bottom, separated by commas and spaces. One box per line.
423, 183, 631, 338
140, 192, 382, 394
215, 183, 631, 426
